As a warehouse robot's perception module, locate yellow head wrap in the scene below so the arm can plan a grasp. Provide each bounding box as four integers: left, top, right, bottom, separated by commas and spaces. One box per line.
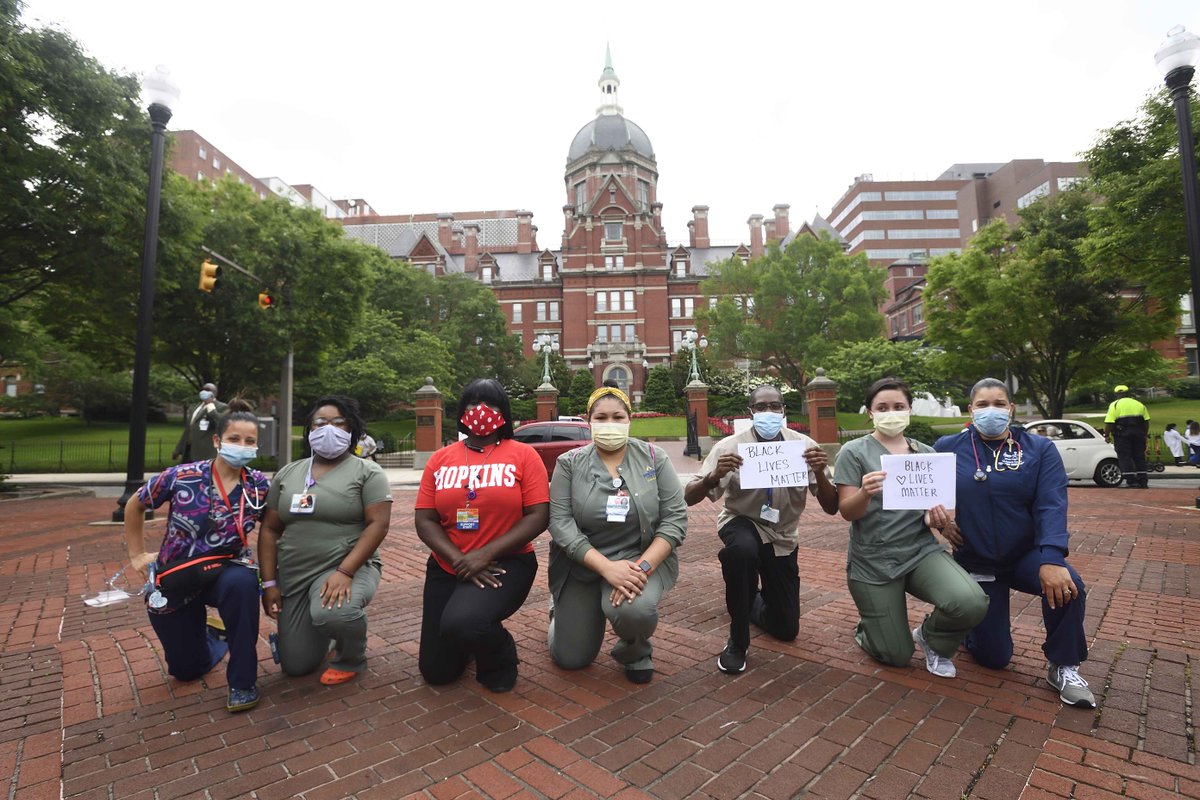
586, 386, 631, 414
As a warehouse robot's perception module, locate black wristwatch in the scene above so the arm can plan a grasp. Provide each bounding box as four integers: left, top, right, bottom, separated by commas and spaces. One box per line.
637, 559, 653, 575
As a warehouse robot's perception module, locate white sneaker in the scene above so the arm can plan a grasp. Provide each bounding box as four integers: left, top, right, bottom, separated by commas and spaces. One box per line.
912, 625, 956, 678
1048, 663, 1096, 708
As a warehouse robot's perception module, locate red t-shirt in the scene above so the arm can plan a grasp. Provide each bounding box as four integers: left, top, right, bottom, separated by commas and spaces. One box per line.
416, 439, 550, 574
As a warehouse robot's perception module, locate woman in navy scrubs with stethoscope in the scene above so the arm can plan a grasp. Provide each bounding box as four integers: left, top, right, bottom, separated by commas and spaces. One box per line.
933, 378, 1095, 708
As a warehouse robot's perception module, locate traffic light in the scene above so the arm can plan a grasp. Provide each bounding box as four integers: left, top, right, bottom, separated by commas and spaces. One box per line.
198, 260, 220, 292
257, 291, 275, 310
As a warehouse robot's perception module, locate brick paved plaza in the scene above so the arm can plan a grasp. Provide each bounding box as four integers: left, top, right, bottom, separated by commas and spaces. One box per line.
2, 484, 1198, 799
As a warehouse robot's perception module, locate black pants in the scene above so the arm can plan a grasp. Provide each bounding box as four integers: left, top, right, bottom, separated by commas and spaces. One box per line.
418, 552, 537, 686
1114, 428, 1148, 487
717, 516, 800, 650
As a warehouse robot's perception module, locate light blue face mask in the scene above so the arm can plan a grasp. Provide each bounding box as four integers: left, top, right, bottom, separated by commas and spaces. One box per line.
752, 411, 785, 439
199, 390, 214, 401
218, 442, 257, 468
973, 407, 1012, 437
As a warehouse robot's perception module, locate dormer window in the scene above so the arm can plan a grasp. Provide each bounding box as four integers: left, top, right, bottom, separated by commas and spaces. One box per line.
481, 266, 493, 284
604, 222, 622, 241
542, 263, 554, 281
675, 259, 687, 278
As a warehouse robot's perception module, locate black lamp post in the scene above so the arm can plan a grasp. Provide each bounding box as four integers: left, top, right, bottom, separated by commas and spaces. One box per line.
112, 66, 180, 522
1156, 26, 1200, 375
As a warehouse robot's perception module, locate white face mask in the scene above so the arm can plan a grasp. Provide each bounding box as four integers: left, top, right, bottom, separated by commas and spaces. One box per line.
872, 410, 910, 438
591, 422, 630, 451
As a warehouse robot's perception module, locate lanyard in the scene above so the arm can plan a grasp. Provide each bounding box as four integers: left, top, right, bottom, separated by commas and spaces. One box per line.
765, 487, 773, 509
212, 465, 247, 546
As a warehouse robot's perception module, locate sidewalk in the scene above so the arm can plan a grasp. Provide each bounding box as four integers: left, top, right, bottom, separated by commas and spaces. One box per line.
1, 485, 1198, 799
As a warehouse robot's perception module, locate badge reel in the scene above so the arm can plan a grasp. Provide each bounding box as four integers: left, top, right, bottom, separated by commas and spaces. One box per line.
606, 477, 630, 523
457, 485, 481, 530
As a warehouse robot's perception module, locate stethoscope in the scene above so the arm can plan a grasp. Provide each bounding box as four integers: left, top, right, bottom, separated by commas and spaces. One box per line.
969, 428, 1022, 482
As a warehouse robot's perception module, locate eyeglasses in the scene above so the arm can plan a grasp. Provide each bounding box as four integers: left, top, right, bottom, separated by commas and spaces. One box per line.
312, 417, 348, 428
749, 402, 785, 413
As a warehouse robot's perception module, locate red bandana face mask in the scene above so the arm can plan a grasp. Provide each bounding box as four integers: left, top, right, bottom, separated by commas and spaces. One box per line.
461, 405, 505, 437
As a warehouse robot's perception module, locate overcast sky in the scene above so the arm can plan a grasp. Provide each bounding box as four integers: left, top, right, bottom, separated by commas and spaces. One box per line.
21, 0, 1199, 246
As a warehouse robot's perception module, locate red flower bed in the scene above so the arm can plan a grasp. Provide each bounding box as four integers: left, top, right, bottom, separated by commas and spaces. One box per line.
708, 417, 810, 437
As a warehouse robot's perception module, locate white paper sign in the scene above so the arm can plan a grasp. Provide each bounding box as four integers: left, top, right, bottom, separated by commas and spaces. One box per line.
880, 453, 956, 509
737, 440, 811, 489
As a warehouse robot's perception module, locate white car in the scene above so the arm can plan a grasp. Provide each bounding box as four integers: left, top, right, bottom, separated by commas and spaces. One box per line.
1023, 419, 1122, 487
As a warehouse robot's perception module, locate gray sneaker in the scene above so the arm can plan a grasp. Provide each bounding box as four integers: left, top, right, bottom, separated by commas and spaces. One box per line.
912, 625, 956, 678
1047, 663, 1096, 708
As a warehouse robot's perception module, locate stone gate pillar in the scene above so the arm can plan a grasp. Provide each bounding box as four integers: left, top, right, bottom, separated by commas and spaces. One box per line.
413, 377, 443, 470
804, 368, 839, 450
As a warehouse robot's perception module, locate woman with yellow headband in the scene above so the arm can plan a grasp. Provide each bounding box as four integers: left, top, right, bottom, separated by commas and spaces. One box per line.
547, 382, 688, 684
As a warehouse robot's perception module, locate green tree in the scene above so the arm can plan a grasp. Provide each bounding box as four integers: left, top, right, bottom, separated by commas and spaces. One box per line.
826, 339, 952, 412
1084, 88, 1200, 306
924, 190, 1177, 418
698, 235, 885, 389
563, 369, 596, 416
511, 351, 572, 398
642, 365, 679, 413
0, 0, 148, 314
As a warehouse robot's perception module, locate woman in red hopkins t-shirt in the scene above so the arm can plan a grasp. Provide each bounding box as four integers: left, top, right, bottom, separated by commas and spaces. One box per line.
414, 378, 550, 692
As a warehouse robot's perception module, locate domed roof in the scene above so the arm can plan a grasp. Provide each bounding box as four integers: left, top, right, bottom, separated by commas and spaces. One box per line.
567, 113, 654, 162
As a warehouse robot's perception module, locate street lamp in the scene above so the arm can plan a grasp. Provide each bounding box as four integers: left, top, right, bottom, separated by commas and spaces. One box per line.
112, 65, 180, 522
1156, 26, 1200, 375
679, 329, 708, 383
537, 333, 560, 385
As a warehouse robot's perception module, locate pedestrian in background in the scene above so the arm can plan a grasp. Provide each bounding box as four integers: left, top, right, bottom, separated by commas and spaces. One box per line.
1162, 423, 1185, 467
173, 383, 228, 462
1103, 384, 1150, 488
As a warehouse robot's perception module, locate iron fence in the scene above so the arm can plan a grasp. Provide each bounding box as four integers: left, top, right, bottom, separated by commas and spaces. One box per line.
1, 439, 178, 474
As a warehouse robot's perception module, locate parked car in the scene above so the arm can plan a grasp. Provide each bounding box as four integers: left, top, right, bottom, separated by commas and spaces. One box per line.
1022, 419, 1122, 487
513, 420, 591, 478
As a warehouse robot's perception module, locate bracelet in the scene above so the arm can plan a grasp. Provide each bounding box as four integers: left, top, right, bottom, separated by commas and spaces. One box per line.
261, 580, 277, 589
335, 566, 355, 579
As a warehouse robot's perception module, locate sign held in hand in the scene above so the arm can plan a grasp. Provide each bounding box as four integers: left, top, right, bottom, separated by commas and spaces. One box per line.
737, 440, 810, 489
880, 453, 956, 509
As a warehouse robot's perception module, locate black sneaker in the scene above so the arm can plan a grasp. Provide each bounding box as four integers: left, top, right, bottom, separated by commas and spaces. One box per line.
717, 640, 746, 674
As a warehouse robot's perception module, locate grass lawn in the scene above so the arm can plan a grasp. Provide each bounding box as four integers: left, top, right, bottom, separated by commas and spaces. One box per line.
1064, 397, 1200, 429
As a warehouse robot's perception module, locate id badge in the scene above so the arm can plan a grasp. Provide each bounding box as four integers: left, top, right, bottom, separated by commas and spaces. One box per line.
233, 547, 258, 569
606, 494, 631, 523
760, 504, 780, 524
290, 493, 315, 514
456, 507, 480, 530
198, 419, 210, 431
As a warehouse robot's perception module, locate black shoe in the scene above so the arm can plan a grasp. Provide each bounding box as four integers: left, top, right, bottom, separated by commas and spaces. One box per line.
477, 633, 518, 693
625, 667, 654, 684
717, 639, 747, 674
750, 594, 768, 631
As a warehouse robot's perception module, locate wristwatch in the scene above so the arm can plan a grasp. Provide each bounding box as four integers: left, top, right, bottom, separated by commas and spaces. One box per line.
637, 559, 653, 575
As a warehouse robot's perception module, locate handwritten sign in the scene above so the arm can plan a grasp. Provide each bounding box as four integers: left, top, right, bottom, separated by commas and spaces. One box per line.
737, 440, 811, 489
880, 453, 956, 510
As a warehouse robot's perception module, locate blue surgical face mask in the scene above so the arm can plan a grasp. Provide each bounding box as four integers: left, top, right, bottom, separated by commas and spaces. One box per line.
218, 442, 257, 468
752, 411, 785, 439
199, 390, 214, 401
973, 407, 1012, 437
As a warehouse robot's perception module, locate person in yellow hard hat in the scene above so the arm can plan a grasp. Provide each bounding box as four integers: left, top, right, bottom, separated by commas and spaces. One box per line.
1104, 385, 1150, 488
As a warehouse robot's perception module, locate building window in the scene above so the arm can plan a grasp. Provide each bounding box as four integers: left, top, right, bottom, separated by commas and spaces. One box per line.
673, 330, 684, 351
1017, 181, 1051, 209
542, 263, 554, 281
623, 291, 634, 311
604, 222, 622, 241
684, 298, 694, 317
481, 266, 493, 284
624, 324, 635, 342
597, 293, 608, 312
671, 298, 681, 317
866, 248, 928, 260
883, 190, 957, 201
911, 304, 924, 326
1057, 176, 1083, 191
549, 302, 560, 321
604, 255, 625, 270
1188, 347, 1199, 377
197, 171, 205, 181
575, 181, 588, 210
213, 156, 221, 169
929, 248, 962, 257
709, 297, 718, 309
925, 209, 959, 219
198, 145, 207, 159
610, 325, 623, 342
887, 229, 960, 240
597, 325, 608, 343
512, 303, 523, 323
637, 179, 649, 208
609, 291, 621, 311
675, 259, 687, 278
1182, 294, 1194, 330
608, 365, 630, 393
536, 302, 547, 321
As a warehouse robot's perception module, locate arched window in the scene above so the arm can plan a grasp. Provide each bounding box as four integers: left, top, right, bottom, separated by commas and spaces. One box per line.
605, 366, 630, 393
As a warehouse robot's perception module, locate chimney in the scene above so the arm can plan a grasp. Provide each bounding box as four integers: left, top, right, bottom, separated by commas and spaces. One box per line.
464, 224, 479, 272
531, 224, 539, 251
516, 211, 533, 254
437, 213, 454, 250
688, 220, 696, 248
748, 214, 764, 260
765, 219, 777, 243
773, 204, 790, 241
692, 205, 710, 248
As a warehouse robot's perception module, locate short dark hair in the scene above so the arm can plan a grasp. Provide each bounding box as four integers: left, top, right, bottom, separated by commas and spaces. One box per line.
217, 410, 259, 437
969, 377, 1010, 402
226, 397, 255, 414
457, 378, 515, 440
302, 395, 366, 456
864, 377, 912, 409
748, 385, 783, 405
1166, 422, 1177, 431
